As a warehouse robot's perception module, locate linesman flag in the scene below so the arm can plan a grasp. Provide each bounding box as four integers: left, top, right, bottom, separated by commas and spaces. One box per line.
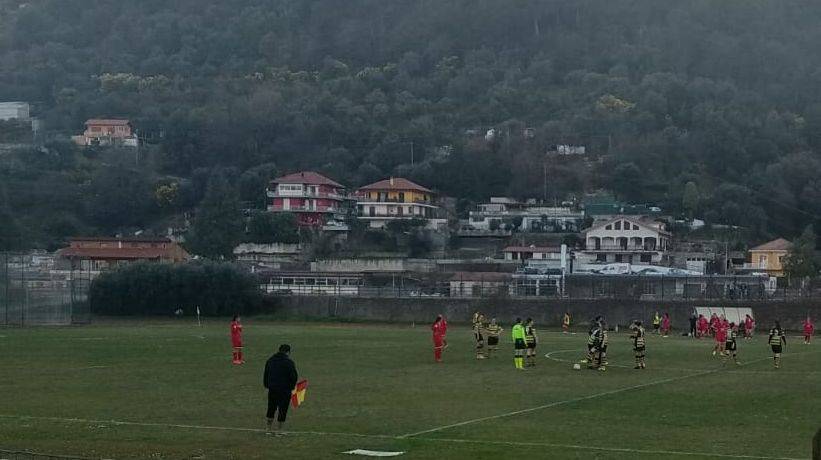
291, 380, 308, 408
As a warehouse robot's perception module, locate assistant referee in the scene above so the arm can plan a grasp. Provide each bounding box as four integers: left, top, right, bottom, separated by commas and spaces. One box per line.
263, 344, 298, 435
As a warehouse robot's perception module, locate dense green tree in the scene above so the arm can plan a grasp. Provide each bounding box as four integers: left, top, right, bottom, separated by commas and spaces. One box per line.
783, 225, 818, 280
682, 181, 699, 219
246, 211, 299, 244
185, 175, 243, 259
3, 1, 821, 245
90, 261, 260, 316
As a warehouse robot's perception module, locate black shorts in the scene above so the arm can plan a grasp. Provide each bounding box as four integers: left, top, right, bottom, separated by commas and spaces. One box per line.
514, 339, 526, 350
487, 336, 499, 346
526, 341, 536, 350
771, 345, 782, 354
634, 346, 645, 353
267, 390, 291, 422
726, 342, 736, 351
653, 324, 659, 330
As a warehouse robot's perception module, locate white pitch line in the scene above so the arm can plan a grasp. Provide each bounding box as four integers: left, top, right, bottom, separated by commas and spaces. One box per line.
0, 414, 806, 460
0, 414, 395, 440
423, 437, 808, 460
399, 352, 802, 439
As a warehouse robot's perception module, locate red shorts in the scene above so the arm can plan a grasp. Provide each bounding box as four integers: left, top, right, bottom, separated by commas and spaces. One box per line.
232, 339, 243, 348
716, 333, 727, 343
433, 336, 444, 348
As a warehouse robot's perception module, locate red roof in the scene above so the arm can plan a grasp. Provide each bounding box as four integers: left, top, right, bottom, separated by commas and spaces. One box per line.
503, 246, 560, 253
358, 177, 432, 193
750, 238, 793, 252
273, 171, 343, 188
85, 119, 130, 126
58, 247, 183, 260
70, 236, 171, 243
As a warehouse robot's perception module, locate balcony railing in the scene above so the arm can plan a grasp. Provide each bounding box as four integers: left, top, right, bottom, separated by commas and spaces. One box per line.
268, 205, 340, 213
266, 189, 347, 200
355, 196, 432, 204
585, 244, 659, 252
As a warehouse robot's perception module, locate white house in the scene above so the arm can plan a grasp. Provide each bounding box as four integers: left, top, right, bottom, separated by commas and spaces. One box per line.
580, 216, 670, 265
503, 245, 561, 262
0, 102, 30, 121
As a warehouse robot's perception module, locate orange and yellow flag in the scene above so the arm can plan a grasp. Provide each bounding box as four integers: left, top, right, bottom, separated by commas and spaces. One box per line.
291, 380, 308, 408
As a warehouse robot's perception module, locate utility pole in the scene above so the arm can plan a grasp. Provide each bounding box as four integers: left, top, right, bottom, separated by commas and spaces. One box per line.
410, 141, 414, 166
543, 156, 548, 202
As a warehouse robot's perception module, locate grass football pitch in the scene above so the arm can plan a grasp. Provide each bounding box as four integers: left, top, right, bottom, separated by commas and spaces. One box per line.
0, 319, 819, 459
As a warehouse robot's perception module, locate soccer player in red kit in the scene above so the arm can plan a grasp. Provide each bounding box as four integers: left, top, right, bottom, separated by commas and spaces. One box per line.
231, 315, 244, 365
713, 316, 728, 356
431, 315, 448, 363
804, 317, 815, 344
744, 314, 755, 339
661, 313, 671, 337
697, 314, 709, 338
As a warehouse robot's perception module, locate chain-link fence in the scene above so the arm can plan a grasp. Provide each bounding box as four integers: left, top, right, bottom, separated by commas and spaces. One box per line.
260, 271, 807, 301
0, 253, 91, 326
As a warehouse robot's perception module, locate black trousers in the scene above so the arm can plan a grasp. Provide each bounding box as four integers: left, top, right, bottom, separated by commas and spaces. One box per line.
267, 390, 291, 422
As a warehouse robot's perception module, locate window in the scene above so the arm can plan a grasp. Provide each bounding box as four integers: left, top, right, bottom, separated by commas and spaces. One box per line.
633, 224, 639, 230
640, 254, 652, 263
615, 254, 624, 262
614, 221, 622, 230
596, 254, 607, 262
605, 224, 612, 230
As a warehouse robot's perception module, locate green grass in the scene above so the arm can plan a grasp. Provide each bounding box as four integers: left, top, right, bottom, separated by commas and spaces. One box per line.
0, 319, 818, 459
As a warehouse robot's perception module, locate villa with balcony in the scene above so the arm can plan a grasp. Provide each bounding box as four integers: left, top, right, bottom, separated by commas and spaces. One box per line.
579, 216, 670, 265
355, 177, 446, 229
266, 171, 350, 228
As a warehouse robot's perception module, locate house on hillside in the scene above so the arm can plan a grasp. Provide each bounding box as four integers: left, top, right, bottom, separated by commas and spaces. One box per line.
465, 197, 583, 234
73, 118, 138, 147
579, 216, 670, 265
266, 171, 351, 228
57, 236, 189, 272
0, 102, 30, 121
355, 177, 446, 229
503, 245, 561, 262
745, 238, 792, 277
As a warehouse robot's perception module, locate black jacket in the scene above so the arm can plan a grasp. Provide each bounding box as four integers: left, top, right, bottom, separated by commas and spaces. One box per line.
263, 352, 298, 394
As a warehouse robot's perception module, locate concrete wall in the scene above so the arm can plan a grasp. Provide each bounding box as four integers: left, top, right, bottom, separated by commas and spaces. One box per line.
262, 295, 819, 332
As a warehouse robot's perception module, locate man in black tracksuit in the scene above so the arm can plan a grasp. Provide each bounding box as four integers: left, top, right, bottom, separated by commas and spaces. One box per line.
263, 344, 298, 434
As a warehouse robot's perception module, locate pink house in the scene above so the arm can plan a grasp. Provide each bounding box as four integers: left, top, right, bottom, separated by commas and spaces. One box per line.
266, 171, 348, 227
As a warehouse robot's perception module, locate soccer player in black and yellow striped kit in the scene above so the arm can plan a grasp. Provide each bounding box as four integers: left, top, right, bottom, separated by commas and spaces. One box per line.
485, 318, 502, 358
524, 318, 538, 367
630, 320, 646, 369
768, 321, 787, 369
473, 312, 487, 359
725, 322, 741, 365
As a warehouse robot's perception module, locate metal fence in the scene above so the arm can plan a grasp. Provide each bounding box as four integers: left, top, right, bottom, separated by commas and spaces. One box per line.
0, 253, 91, 326
262, 273, 813, 301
